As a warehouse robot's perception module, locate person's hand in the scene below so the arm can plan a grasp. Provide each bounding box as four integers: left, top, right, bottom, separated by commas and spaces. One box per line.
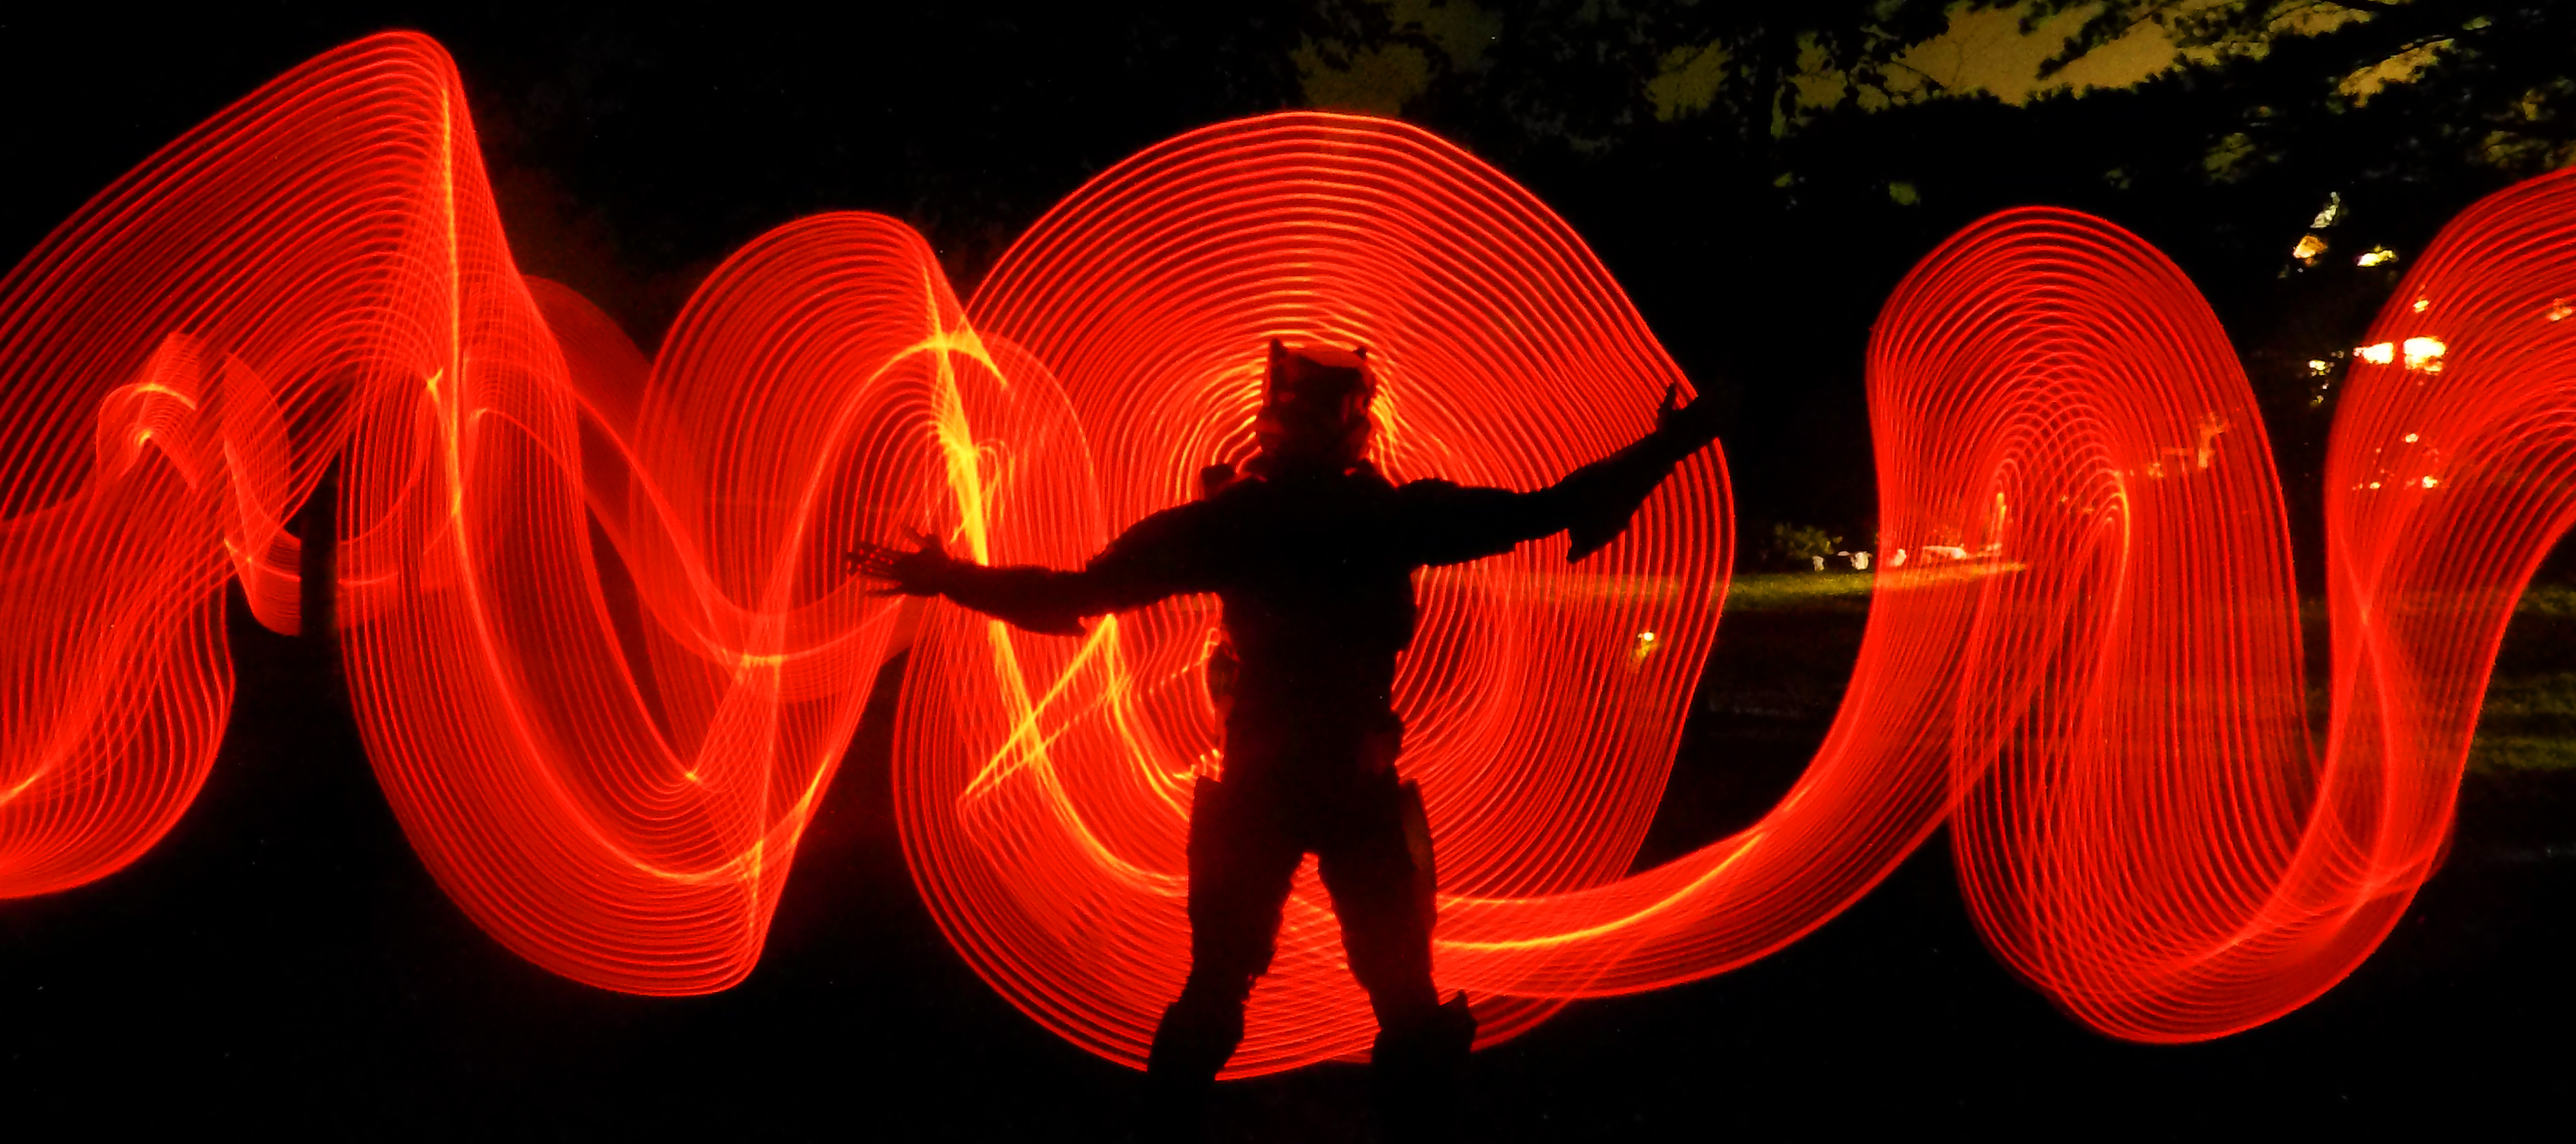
1563, 383, 1720, 563
844, 528, 958, 597
1650, 381, 1722, 458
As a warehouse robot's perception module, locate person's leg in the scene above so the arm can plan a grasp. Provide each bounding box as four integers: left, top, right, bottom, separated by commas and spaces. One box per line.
1317, 776, 1474, 1140
1143, 776, 1302, 1139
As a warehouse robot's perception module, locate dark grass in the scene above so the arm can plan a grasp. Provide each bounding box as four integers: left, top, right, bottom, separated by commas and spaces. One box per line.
2, 567, 2573, 1139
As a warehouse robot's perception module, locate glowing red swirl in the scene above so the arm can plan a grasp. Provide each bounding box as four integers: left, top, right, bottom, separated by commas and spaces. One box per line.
921, 115, 1729, 1072
1, 32, 2569, 1074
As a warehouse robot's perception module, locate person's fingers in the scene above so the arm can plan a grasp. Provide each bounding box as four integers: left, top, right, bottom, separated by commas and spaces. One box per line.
846, 532, 953, 588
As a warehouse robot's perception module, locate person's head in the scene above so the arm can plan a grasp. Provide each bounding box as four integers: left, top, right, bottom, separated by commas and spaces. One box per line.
1254, 338, 1374, 470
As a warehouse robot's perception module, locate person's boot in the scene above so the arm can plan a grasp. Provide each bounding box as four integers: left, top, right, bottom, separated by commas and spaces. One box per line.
1140, 986, 1244, 1143
1372, 991, 1477, 1142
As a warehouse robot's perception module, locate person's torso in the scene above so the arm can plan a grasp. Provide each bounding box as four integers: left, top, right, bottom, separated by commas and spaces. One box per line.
1201, 467, 1418, 750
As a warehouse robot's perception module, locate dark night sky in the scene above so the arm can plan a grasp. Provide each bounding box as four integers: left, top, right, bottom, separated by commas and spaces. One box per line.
1, 4, 2014, 541
4, 4, 2575, 1138
7, 2, 2556, 547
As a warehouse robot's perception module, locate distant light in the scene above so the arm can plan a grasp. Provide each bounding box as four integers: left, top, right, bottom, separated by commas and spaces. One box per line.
2291, 234, 2329, 262
2357, 342, 2396, 365
2309, 192, 2342, 229
2412, 298, 2430, 313
1638, 631, 1656, 644
2421, 475, 2440, 489
2357, 246, 2399, 267
2369, 481, 2383, 490
2403, 433, 2419, 443
2402, 336, 2446, 371
2306, 359, 2332, 375
2551, 298, 2573, 321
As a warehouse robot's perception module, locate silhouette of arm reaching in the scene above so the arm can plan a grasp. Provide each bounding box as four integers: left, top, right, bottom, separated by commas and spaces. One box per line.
849, 388, 1718, 624
1403, 385, 1721, 565
847, 502, 1220, 635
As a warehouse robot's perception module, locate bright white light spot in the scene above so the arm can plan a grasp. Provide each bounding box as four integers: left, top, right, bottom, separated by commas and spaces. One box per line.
2551, 299, 2573, 321
2403, 433, 2419, 443
2412, 298, 2430, 313
2357, 342, 2396, 365
2369, 481, 2383, 490
2357, 246, 2399, 267
2310, 192, 2342, 229
2421, 475, 2440, 489
1638, 631, 1656, 644
2307, 359, 2333, 375
2402, 336, 2446, 371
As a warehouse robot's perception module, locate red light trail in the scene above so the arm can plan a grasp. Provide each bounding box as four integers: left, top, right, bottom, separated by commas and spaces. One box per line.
1, 33, 2567, 1074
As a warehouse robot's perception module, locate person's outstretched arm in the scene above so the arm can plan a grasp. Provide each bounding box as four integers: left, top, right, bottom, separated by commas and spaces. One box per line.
1402, 386, 1721, 567
846, 502, 1219, 635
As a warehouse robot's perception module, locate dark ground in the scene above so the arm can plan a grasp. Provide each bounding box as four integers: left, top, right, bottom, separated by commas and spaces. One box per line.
2, 558, 2571, 1140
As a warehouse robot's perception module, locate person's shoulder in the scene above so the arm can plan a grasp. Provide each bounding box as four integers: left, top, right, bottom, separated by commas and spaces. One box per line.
1196, 468, 1269, 517
1151, 468, 1275, 532
1120, 490, 1228, 541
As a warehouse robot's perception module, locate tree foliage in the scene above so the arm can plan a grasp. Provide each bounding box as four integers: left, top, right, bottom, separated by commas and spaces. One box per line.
1285, 1, 2574, 573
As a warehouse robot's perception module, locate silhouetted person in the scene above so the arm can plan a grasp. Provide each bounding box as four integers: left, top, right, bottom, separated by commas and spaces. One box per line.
850, 341, 1720, 1141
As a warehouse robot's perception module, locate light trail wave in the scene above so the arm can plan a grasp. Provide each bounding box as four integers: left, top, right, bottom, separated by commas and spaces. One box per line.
1, 33, 2566, 1076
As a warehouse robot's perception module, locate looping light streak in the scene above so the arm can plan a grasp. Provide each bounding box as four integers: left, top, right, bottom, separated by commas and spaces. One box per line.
2, 32, 2570, 1074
